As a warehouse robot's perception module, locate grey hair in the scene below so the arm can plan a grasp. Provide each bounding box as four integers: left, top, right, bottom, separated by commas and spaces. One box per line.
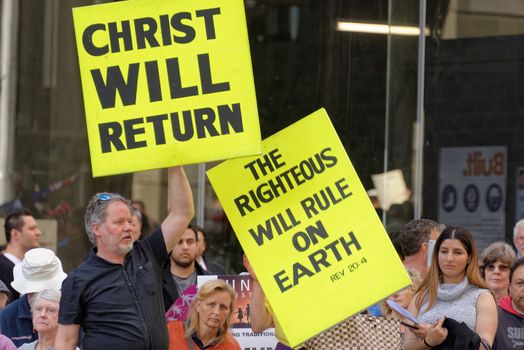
85, 192, 132, 245
514, 219, 524, 238
131, 207, 142, 224
30, 289, 61, 310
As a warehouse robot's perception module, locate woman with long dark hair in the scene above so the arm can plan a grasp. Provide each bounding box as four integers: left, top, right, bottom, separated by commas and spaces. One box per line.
403, 226, 497, 349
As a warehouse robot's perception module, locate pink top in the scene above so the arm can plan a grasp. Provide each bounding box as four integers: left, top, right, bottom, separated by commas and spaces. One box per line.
0, 335, 16, 350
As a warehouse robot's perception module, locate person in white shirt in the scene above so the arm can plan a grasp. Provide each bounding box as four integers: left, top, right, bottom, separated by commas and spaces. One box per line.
0, 208, 41, 301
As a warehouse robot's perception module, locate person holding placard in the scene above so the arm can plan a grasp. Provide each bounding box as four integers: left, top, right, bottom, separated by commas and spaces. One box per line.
382, 268, 422, 319
403, 226, 498, 350
55, 167, 194, 350
379, 269, 422, 348
243, 255, 303, 350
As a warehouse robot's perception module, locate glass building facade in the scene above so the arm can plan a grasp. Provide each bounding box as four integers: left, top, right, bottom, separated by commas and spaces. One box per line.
0, 0, 522, 272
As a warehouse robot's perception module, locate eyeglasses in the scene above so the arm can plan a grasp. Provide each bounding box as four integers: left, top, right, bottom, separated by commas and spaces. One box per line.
485, 264, 511, 272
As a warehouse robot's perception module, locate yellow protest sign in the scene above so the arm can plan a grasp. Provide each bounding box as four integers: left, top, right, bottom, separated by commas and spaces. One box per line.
207, 108, 410, 347
72, 0, 260, 177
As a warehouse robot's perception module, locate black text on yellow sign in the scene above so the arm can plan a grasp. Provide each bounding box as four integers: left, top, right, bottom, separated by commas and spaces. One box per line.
73, 0, 260, 176
235, 148, 362, 293
81, 9, 243, 153
206, 109, 411, 347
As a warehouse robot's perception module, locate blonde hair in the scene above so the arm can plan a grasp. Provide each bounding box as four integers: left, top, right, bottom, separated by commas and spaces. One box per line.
414, 226, 486, 313
185, 279, 236, 344
380, 268, 422, 315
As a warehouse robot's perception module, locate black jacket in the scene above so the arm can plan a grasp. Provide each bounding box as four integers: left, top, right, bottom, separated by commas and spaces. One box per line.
200, 255, 226, 275
433, 317, 490, 350
0, 254, 18, 301
162, 261, 208, 311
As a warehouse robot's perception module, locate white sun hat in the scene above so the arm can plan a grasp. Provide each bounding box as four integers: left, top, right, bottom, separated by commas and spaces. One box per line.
11, 248, 67, 294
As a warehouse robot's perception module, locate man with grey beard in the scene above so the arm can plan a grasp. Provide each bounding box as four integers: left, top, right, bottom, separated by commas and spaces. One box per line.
55, 167, 194, 350
162, 225, 208, 312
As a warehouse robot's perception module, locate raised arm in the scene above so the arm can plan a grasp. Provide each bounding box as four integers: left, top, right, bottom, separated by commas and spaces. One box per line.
243, 255, 274, 332
54, 324, 80, 350
162, 166, 195, 253
475, 291, 498, 349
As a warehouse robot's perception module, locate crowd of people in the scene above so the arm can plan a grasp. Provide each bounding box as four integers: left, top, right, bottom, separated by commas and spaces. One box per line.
391, 220, 524, 349
0, 166, 523, 349
240, 218, 524, 349
0, 167, 236, 350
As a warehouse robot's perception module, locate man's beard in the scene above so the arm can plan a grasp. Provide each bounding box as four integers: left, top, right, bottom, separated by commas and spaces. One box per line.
174, 257, 194, 268
118, 241, 134, 255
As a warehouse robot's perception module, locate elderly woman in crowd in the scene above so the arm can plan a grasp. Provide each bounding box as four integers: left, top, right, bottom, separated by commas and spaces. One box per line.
403, 226, 498, 350
18, 289, 77, 350
168, 279, 240, 350
480, 241, 516, 304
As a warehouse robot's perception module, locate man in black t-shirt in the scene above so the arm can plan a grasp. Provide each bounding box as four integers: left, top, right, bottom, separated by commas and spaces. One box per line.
55, 167, 194, 350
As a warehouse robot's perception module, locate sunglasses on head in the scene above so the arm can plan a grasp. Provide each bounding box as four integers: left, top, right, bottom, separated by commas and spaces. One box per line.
97, 193, 115, 201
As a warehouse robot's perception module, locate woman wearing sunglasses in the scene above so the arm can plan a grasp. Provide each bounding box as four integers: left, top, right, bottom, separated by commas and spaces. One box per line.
480, 241, 515, 304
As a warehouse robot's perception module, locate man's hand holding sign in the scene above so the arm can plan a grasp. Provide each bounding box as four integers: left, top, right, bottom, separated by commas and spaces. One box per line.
207, 108, 411, 347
